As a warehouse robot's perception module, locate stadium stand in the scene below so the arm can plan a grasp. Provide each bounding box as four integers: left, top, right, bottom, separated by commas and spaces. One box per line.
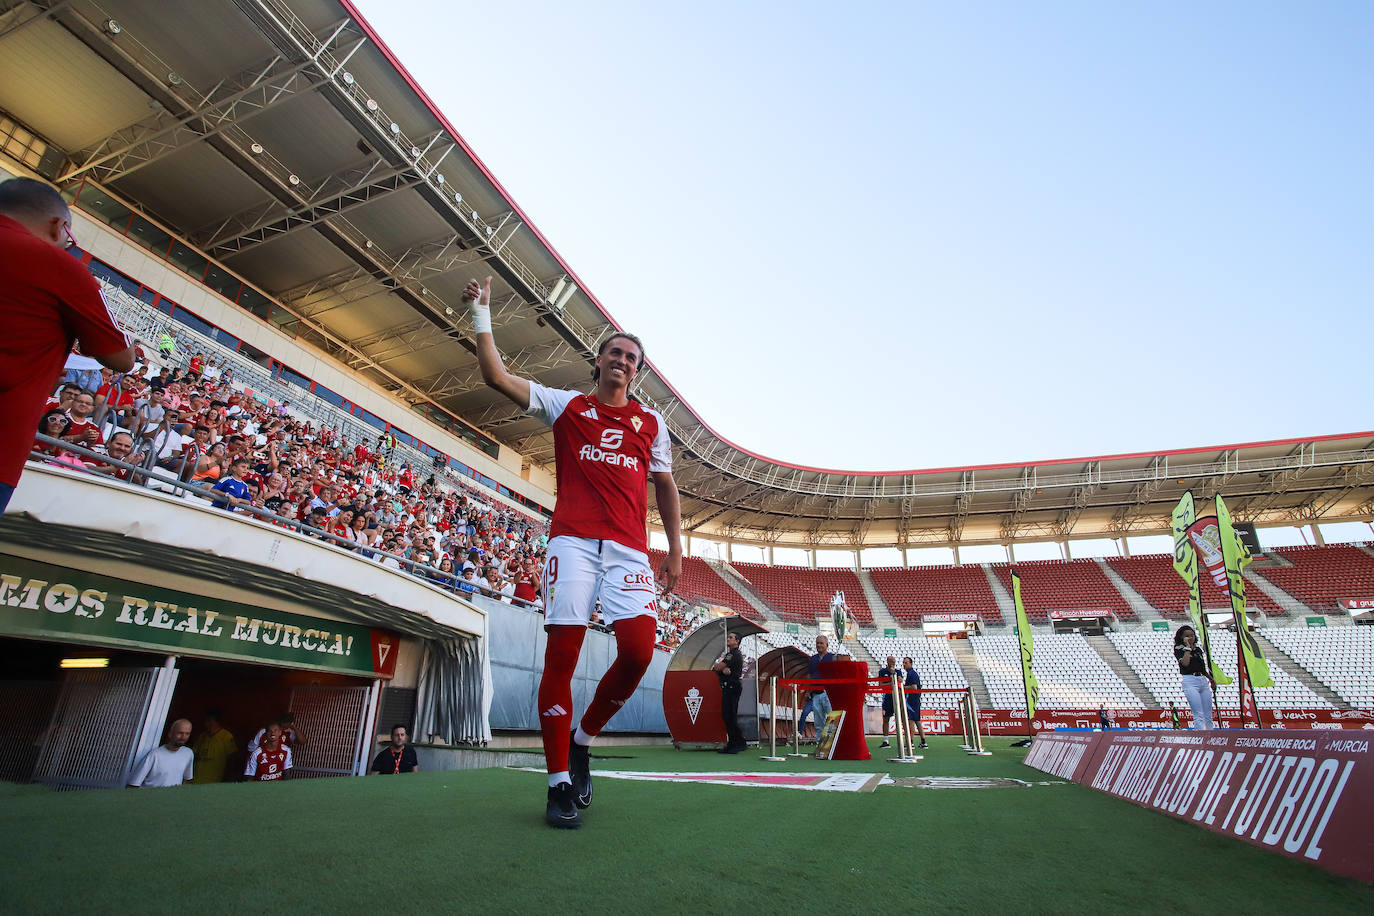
866, 564, 1004, 626
970, 633, 1138, 709
858, 635, 969, 709
1106, 631, 1330, 710
994, 560, 1132, 623
36, 256, 1374, 668
1262, 626, 1374, 709
992, 559, 1136, 622
1106, 553, 1284, 618
648, 550, 761, 621
729, 562, 873, 626
1253, 545, 1374, 615
756, 631, 813, 652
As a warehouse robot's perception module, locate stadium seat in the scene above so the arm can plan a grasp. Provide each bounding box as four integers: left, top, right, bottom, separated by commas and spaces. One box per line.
867, 565, 1003, 627
1254, 545, 1374, 615
1107, 554, 1284, 619
991, 559, 1137, 622
729, 562, 873, 626
970, 633, 1139, 709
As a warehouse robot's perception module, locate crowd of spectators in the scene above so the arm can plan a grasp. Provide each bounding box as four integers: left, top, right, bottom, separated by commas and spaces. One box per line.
28, 349, 707, 648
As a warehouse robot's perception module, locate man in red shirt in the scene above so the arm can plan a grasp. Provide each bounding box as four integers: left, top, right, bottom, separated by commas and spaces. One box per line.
513, 557, 541, 605
62, 390, 104, 451
466, 276, 681, 829
1, 178, 133, 511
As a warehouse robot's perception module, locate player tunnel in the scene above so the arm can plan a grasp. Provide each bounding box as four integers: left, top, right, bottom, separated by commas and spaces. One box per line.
0, 494, 486, 789
661, 616, 765, 747
0, 635, 397, 786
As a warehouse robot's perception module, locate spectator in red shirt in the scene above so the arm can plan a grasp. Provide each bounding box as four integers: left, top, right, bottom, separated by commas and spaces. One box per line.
90, 430, 137, 481
62, 391, 104, 451
1, 177, 133, 511
44, 382, 81, 413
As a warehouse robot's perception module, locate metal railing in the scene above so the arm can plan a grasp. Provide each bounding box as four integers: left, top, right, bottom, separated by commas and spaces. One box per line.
24, 434, 539, 612
95, 281, 546, 522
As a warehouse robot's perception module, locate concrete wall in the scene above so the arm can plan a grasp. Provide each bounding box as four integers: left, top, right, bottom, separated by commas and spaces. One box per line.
472, 594, 668, 733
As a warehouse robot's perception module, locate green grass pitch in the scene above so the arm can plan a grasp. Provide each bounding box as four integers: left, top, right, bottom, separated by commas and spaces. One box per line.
2, 737, 1369, 914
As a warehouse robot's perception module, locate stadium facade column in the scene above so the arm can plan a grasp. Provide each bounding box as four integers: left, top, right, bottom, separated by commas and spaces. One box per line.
952, 545, 960, 566
1060, 541, 1071, 560
1119, 538, 1131, 557
1309, 524, 1326, 546
901, 547, 909, 568
808, 550, 817, 569
1006, 543, 1016, 563
767, 545, 774, 565
724, 541, 732, 562
852, 550, 860, 571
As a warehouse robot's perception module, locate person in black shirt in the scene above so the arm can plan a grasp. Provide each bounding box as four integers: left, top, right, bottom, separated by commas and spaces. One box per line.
713, 632, 746, 754
370, 725, 419, 774
1174, 626, 1215, 730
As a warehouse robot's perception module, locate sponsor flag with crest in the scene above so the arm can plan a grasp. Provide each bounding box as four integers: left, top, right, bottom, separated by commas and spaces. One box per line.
1216, 495, 1273, 690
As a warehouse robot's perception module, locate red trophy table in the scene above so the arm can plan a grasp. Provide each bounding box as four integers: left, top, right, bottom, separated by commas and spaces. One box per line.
819, 659, 870, 761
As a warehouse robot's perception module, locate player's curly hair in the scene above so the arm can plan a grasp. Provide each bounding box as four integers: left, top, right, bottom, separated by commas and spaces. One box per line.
591, 331, 646, 383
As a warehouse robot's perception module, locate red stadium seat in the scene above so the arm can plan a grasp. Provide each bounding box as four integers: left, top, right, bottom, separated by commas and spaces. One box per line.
1254, 545, 1374, 615
728, 562, 873, 626
867, 565, 1003, 626
647, 550, 763, 621
1107, 554, 1282, 619
992, 559, 1137, 623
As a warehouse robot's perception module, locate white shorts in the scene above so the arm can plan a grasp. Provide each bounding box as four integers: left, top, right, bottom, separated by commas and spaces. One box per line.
542, 535, 658, 627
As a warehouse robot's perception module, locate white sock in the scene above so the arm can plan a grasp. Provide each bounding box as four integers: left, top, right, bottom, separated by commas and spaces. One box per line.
573, 726, 595, 747
548, 771, 571, 788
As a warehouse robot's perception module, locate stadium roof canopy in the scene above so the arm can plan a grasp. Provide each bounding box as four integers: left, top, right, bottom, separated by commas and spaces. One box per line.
2, 0, 1372, 551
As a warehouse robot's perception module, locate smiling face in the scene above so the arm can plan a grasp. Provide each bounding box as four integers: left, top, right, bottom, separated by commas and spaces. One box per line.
592, 333, 643, 391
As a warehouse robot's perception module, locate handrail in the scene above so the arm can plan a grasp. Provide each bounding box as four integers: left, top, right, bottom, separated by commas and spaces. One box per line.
95, 281, 547, 522
22, 433, 541, 612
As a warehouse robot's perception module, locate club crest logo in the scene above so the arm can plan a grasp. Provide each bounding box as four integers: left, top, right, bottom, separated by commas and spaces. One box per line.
630, 416, 643, 433
684, 687, 703, 724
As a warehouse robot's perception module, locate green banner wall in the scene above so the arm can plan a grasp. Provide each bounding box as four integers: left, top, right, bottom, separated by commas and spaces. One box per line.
0, 554, 396, 677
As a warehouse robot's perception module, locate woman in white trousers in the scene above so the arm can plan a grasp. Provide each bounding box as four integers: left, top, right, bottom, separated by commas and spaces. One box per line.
1174, 626, 1215, 730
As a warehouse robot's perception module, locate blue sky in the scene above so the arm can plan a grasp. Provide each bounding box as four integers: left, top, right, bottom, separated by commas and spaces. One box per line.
353, 0, 1371, 476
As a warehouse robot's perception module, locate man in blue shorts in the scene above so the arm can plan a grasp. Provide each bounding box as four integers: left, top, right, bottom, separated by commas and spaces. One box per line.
902, 656, 929, 749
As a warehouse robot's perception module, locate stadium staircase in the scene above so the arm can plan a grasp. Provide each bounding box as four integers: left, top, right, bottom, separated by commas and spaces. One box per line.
710, 561, 780, 624
1095, 560, 1165, 625
1084, 635, 1159, 708
980, 564, 1016, 626
843, 638, 876, 670
854, 569, 901, 633
1253, 633, 1348, 710
1242, 566, 1310, 618
949, 640, 992, 709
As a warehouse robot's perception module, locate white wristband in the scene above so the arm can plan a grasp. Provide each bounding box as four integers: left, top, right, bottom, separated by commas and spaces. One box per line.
469, 299, 491, 335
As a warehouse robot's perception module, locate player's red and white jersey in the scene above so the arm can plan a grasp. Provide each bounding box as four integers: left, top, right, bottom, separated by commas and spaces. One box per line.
246, 726, 298, 756
527, 383, 671, 555
245, 744, 292, 781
